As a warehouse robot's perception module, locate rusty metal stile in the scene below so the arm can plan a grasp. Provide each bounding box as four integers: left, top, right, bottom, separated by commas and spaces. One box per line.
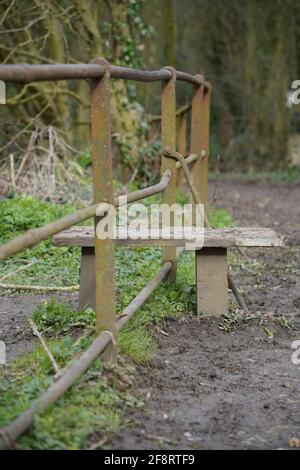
90, 58, 116, 347
161, 66, 177, 280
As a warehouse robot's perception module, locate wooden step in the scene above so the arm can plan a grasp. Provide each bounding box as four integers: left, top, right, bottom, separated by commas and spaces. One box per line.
52, 226, 284, 248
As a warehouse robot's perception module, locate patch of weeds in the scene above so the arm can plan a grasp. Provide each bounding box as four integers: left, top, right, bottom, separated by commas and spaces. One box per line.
218, 310, 259, 333
218, 310, 244, 332
275, 316, 295, 331
0, 196, 74, 238
257, 313, 296, 338
218, 309, 295, 336
32, 299, 95, 336
229, 251, 266, 277
207, 206, 236, 228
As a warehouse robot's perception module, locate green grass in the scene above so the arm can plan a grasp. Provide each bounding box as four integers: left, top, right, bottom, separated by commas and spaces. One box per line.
0, 194, 235, 449
32, 299, 95, 335
0, 196, 82, 287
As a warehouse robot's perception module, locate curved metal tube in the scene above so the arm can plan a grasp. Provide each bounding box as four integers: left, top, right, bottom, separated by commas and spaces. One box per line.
0, 63, 210, 89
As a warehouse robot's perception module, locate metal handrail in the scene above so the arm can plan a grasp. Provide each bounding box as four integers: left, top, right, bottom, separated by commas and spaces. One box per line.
0, 63, 210, 89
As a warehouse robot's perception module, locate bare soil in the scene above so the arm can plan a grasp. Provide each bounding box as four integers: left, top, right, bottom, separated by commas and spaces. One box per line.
112, 319, 299, 450
0, 292, 77, 363
0, 180, 299, 449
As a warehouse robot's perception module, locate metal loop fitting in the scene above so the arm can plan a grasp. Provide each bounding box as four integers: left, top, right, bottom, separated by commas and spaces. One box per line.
161, 65, 177, 82
89, 57, 111, 78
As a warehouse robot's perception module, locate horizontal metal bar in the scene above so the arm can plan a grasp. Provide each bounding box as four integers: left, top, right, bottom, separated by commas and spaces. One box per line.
0, 64, 102, 83
148, 103, 191, 123
175, 153, 200, 169
111, 65, 171, 83
176, 71, 204, 86
0, 170, 171, 261
0, 63, 210, 89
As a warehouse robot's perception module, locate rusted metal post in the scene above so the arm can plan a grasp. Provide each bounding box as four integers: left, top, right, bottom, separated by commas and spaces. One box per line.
177, 111, 188, 195
190, 78, 211, 207
90, 58, 116, 349
161, 66, 177, 280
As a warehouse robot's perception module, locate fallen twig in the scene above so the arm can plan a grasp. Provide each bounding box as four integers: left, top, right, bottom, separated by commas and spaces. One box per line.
28, 319, 60, 376
141, 431, 177, 445
88, 436, 108, 450
154, 326, 169, 337
0, 283, 79, 292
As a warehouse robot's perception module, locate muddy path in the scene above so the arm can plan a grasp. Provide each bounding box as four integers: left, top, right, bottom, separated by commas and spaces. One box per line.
0, 180, 299, 449
110, 180, 300, 450
111, 319, 300, 450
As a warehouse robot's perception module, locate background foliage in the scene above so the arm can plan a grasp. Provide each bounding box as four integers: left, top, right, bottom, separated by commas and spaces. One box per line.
144, 0, 300, 170
0, 0, 300, 183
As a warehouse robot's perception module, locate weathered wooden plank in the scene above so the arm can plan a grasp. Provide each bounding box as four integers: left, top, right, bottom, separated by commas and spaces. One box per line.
53, 226, 284, 248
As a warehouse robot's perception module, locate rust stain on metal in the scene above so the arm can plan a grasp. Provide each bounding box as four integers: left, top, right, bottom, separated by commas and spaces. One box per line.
90, 58, 116, 348
161, 66, 177, 280
190, 78, 211, 208
177, 111, 188, 194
